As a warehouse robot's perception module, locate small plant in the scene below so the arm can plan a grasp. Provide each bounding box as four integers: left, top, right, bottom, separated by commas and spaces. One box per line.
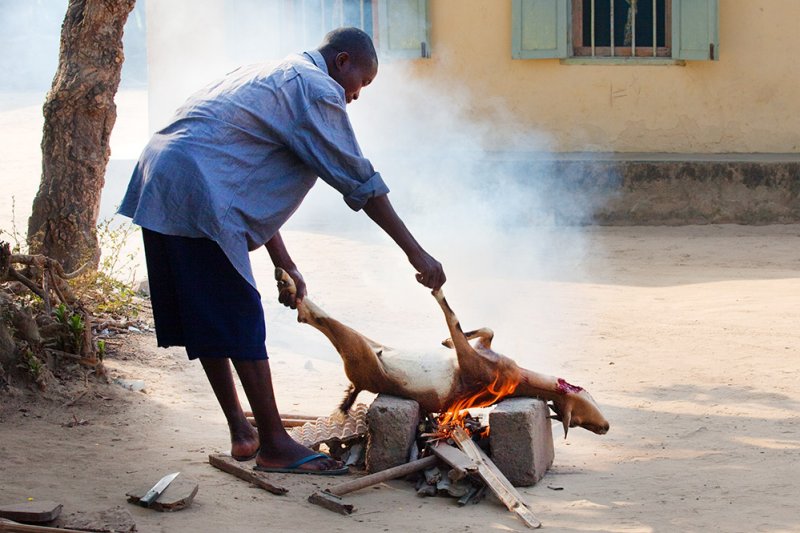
54, 303, 69, 324
72, 217, 141, 317
96, 339, 106, 361
19, 349, 42, 380
68, 313, 84, 352
17, 349, 50, 390
52, 303, 85, 353
96, 217, 139, 282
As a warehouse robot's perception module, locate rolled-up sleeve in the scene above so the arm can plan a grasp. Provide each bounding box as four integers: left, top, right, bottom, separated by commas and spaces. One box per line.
289, 94, 389, 210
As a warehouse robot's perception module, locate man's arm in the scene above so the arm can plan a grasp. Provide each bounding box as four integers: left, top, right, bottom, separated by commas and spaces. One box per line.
362, 194, 446, 291
265, 231, 306, 308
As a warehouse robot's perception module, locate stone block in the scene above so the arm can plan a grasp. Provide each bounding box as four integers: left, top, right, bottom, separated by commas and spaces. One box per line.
365, 394, 420, 473
489, 397, 554, 487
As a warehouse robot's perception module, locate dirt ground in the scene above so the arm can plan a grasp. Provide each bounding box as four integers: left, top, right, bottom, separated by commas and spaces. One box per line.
2, 224, 799, 533
2, 89, 799, 532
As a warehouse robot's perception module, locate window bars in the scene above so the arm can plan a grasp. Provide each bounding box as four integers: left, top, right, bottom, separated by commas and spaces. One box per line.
276, 0, 375, 55
582, 0, 668, 58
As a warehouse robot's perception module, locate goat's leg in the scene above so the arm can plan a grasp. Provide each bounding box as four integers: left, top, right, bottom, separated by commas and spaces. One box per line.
275, 269, 389, 401
276, 269, 385, 349
432, 290, 500, 383
442, 327, 494, 350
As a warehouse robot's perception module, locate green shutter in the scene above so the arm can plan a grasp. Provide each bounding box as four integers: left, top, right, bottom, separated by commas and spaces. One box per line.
377, 0, 430, 59
673, 0, 720, 60
512, 0, 568, 59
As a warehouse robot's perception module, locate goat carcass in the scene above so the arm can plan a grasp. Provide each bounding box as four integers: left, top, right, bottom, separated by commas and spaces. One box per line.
275, 268, 609, 437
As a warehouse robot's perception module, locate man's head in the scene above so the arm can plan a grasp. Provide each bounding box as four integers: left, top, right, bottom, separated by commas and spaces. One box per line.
317, 27, 378, 104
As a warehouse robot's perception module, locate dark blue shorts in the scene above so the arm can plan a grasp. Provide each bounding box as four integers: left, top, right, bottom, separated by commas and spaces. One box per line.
142, 228, 268, 360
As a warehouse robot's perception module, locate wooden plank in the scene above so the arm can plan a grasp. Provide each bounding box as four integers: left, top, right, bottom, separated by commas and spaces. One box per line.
208, 454, 288, 495
125, 475, 198, 512
430, 441, 479, 480
307, 491, 355, 515
451, 427, 542, 529
0, 502, 61, 524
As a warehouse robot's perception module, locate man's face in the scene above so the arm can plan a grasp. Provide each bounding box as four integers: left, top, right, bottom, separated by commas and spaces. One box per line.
331, 52, 378, 104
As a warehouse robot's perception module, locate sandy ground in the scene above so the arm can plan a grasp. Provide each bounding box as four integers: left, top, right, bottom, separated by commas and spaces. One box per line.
2, 92, 800, 532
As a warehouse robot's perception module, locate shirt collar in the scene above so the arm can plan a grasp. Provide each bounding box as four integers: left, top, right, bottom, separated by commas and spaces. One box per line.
303, 49, 329, 76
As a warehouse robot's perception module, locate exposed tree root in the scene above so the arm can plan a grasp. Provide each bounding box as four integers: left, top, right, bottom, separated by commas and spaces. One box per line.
1, 241, 110, 391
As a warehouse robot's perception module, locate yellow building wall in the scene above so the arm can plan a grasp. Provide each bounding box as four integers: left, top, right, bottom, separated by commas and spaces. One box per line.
146, 0, 799, 154
400, 0, 800, 154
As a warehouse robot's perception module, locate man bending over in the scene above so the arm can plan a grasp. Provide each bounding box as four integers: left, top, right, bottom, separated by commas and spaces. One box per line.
119, 27, 446, 474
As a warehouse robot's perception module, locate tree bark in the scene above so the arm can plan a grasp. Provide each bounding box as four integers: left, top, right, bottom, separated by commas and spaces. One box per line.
27, 0, 136, 273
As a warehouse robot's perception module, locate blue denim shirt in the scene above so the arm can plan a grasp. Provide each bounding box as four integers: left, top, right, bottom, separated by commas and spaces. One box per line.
119, 50, 389, 288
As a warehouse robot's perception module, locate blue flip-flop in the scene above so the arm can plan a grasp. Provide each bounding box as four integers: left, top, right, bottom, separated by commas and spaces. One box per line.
253, 452, 349, 475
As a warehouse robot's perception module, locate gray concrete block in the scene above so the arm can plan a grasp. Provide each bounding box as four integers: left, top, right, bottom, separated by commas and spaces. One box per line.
489, 397, 554, 487
365, 394, 421, 473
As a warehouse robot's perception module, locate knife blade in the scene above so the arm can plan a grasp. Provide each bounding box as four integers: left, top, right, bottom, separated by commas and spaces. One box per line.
139, 471, 180, 507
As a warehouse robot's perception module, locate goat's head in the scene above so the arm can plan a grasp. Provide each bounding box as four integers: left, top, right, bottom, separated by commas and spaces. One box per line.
550, 379, 610, 437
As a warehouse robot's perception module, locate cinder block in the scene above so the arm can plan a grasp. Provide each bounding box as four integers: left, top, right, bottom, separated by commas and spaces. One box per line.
489, 398, 554, 487
365, 394, 421, 473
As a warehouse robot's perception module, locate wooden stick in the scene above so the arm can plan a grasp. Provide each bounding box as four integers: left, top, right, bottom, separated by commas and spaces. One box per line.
0, 520, 87, 533
451, 427, 541, 529
43, 348, 98, 367
245, 412, 320, 420
326, 455, 438, 497
208, 454, 288, 495
307, 455, 439, 515
246, 417, 310, 428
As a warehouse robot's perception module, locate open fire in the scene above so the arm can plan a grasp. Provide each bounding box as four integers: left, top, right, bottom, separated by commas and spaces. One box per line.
434, 371, 520, 438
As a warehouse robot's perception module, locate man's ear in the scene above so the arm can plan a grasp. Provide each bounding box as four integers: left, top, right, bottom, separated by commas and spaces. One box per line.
335, 51, 350, 71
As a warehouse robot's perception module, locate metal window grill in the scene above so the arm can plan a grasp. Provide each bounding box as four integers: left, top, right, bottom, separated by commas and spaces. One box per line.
280, 0, 374, 45
577, 0, 669, 58
266, 0, 375, 57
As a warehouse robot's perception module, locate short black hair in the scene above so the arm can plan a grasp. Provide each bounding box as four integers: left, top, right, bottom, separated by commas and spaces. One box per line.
318, 27, 378, 66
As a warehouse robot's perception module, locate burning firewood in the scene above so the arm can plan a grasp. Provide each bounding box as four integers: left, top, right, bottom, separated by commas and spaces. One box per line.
275, 268, 609, 437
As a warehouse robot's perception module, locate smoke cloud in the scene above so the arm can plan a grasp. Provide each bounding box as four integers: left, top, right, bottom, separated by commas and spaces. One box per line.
0, 1, 616, 371
279, 60, 601, 369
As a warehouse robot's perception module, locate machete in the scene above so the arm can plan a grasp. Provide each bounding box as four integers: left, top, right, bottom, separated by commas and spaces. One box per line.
139, 472, 180, 508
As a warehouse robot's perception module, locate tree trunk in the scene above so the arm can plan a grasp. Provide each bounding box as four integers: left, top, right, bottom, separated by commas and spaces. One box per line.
27, 0, 136, 273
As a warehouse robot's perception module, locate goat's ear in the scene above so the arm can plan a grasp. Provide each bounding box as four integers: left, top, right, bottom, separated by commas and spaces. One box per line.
441, 338, 455, 348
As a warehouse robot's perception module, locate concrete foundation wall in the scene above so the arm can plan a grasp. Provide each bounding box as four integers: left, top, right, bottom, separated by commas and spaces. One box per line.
480, 154, 800, 225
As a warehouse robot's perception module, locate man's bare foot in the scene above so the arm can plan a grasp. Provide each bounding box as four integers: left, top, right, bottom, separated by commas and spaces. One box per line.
230, 421, 260, 461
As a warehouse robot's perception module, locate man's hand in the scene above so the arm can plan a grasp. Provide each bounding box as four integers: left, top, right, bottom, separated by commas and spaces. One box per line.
410, 251, 446, 291
278, 266, 307, 309
265, 231, 306, 308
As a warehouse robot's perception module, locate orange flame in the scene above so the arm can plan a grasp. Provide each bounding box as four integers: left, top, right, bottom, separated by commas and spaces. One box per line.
437, 372, 520, 434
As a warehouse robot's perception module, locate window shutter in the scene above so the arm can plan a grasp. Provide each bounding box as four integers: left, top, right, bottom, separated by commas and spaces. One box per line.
673, 0, 720, 60
511, 0, 568, 59
377, 0, 430, 59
